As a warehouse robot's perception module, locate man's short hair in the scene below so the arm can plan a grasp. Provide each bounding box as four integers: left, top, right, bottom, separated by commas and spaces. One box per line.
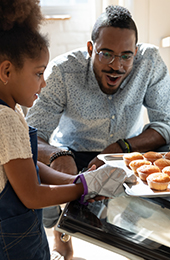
91, 5, 138, 44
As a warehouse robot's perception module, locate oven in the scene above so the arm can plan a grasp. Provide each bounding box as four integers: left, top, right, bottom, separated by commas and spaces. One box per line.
56, 154, 170, 260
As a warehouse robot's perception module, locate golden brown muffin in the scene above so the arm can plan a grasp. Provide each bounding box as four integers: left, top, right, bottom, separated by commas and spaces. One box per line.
162, 166, 170, 176
146, 172, 170, 191
137, 165, 161, 181
143, 151, 163, 164
164, 152, 170, 160
154, 158, 170, 171
129, 159, 151, 174
123, 152, 144, 167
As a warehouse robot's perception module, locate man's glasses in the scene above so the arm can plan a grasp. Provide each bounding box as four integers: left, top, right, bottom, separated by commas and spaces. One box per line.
94, 46, 134, 67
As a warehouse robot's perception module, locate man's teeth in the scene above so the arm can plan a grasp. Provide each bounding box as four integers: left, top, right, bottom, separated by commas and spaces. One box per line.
109, 75, 118, 78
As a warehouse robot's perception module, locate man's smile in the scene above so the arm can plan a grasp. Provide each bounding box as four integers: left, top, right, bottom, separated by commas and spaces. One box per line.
106, 74, 122, 85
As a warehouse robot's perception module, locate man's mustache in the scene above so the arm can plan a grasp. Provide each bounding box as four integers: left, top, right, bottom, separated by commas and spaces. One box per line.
102, 69, 126, 75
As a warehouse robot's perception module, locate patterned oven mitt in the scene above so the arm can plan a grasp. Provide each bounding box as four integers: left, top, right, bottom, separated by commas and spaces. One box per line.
74, 164, 137, 204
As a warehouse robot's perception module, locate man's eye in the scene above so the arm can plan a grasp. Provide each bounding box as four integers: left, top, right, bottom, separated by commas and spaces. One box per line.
121, 54, 132, 60
102, 52, 112, 58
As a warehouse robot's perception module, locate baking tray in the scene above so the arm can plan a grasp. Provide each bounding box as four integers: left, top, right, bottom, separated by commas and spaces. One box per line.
97, 152, 166, 162
97, 153, 170, 198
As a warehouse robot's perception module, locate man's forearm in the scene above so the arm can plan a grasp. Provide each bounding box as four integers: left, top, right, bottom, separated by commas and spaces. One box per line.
38, 137, 78, 174
127, 128, 166, 152
37, 137, 62, 165
88, 128, 167, 169
101, 128, 166, 155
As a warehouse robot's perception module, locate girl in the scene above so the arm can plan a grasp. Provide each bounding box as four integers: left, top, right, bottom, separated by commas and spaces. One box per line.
0, 1, 113, 259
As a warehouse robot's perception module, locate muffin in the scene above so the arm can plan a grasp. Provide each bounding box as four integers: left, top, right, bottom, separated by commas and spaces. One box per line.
137, 165, 161, 181
162, 166, 170, 176
143, 151, 163, 164
123, 152, 144, 167
146, 172, 170, 191
154, 158, 170, 171
164, 152, 170, 160
129, 159, 151, 174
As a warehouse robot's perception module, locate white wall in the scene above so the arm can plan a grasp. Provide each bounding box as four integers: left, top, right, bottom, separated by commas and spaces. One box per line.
127, 0, 170, 72
40, 4, 94, 60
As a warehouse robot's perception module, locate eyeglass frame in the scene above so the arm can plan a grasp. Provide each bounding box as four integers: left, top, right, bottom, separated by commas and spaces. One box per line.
93, 45, 135, 66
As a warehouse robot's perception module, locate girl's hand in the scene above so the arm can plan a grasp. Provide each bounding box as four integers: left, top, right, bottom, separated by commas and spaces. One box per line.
82, 164, 109, 203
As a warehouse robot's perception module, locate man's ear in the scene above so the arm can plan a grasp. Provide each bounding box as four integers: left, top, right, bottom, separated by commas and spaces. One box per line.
87, 41, 93, 57
0, 60, 11, 84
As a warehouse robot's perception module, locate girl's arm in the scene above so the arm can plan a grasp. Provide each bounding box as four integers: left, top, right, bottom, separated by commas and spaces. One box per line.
4, 158, 83, 209
37, 161, 77, 185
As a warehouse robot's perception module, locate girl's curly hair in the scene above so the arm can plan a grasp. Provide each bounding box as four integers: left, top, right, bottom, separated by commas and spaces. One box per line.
0, 0, 49, 68
0, 0, 43, 31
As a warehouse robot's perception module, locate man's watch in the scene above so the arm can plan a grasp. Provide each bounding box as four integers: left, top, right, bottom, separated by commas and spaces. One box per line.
116, 139, 132, 153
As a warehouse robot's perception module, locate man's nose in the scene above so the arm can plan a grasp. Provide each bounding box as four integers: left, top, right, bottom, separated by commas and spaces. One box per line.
108, 56, 123, 70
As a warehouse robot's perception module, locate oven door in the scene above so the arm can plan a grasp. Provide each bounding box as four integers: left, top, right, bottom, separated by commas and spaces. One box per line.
56, 194, 170, 260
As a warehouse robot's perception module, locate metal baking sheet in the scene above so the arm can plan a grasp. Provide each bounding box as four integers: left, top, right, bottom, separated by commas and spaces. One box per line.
98, 153, 124, 161
97, 152, 166, 162
97, 153, 170, 198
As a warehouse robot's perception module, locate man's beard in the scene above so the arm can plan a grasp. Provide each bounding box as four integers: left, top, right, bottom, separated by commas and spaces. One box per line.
94, 69, 124, 95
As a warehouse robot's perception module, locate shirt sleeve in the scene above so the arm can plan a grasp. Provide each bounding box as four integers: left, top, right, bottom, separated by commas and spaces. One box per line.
142, 47, 170, 143
26, 63, 66, 143
0, 107, 32, 165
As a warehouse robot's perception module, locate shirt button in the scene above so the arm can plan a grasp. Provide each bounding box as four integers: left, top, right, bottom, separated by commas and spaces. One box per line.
108, 96, 112, 100
110, 134, 113, 137
112, 115, 115, 119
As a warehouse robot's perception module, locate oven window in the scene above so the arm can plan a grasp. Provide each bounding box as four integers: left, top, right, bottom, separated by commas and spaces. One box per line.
107, 196, 170, 248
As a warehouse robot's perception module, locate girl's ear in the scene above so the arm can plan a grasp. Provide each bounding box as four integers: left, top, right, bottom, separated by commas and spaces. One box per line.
87, 41, 93, 57
0, 61, 11, 85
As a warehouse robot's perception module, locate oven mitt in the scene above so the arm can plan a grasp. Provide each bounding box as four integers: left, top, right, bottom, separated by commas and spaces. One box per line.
74, 164, 137, 204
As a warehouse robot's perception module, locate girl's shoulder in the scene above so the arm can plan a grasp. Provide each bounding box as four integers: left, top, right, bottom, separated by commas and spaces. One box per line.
0, 104, 28, 130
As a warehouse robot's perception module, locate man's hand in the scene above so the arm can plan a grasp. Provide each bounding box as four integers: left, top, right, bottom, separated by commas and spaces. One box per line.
88, 156, 104, 169
50, 155, 78, 175
88, 142, 123, 169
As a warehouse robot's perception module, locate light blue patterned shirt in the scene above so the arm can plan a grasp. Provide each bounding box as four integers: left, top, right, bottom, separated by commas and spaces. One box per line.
26, 43, 170, 151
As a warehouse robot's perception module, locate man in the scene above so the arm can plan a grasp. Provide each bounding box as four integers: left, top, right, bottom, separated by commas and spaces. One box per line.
26, 5, 170, 260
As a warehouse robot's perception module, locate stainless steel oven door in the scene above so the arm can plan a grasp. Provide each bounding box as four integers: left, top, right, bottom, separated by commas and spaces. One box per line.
56, 194, 170, 260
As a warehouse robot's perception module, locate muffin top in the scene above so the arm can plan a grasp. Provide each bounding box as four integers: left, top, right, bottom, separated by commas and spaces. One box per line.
123, 152, 144, 160
147, 172, 170, 183
137, 165, 160, 174
162, 166, 170, 175
154, 158, 170, 169
143, 151, 162, 162
164, 152, 170, 160
129, 159, 151, 168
